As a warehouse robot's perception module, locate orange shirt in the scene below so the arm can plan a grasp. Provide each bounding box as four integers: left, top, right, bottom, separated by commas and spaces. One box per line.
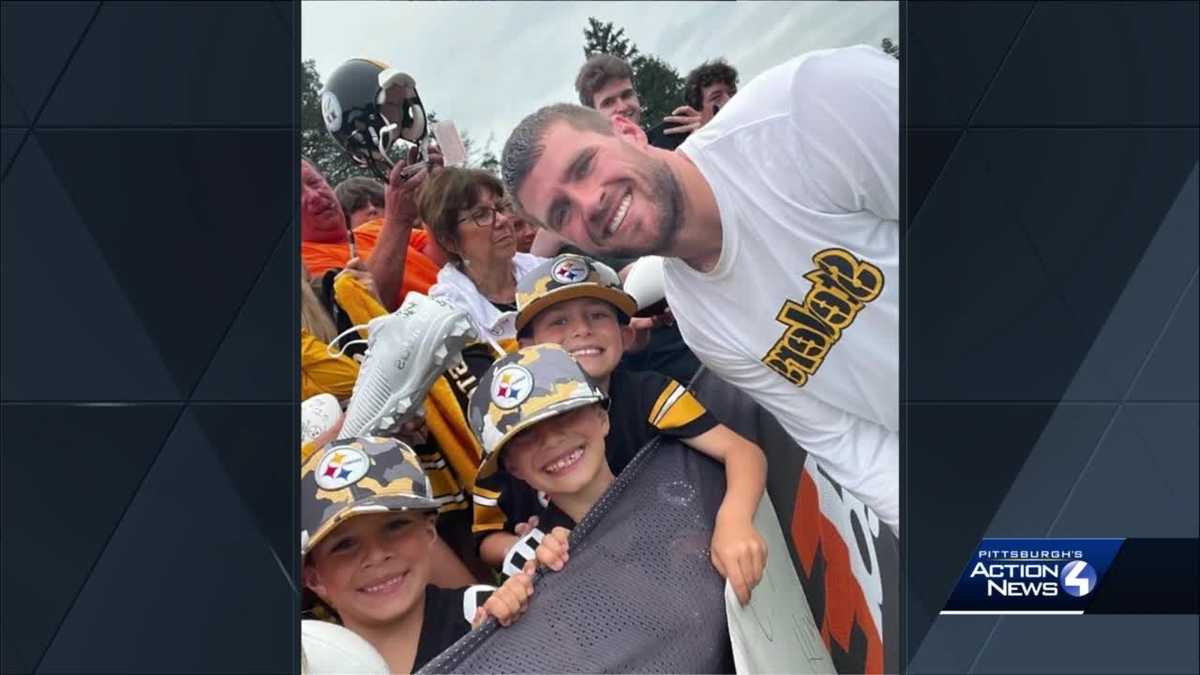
301, 220, 441, 307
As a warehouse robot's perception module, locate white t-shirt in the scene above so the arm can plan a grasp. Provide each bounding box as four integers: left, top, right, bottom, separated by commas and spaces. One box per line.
668, 45, 899, 530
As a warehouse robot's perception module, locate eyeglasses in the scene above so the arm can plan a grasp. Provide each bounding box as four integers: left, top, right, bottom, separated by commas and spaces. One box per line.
457, 201, 514, 229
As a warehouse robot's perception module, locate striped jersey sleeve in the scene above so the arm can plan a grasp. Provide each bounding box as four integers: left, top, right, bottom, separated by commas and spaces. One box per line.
647, 379, 710, 432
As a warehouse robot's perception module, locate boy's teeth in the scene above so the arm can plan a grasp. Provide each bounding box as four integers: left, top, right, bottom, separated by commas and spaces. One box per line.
363, 573, 405, 593
571, 347, 601, 357
544, 448, 583, 474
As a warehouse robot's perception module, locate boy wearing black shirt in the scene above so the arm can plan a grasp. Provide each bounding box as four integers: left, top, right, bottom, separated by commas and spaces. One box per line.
301, 437, 533, 673
471, 257, 769, 604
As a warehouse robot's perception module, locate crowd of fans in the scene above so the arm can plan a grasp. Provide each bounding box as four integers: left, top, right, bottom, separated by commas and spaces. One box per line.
301, 43, 897, 675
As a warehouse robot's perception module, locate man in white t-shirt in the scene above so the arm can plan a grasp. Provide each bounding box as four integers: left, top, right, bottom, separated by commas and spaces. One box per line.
500, 45, 899, 532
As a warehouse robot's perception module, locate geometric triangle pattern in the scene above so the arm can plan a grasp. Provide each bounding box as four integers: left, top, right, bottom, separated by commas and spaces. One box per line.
983, 404, 1118, 538
907, 133, 1082, 402
1121, 404, 1200, 533
967, 614, 1200, 675
1, 133, 180, 400
910, 156, 1199, 673
906, 2, 1034, 126
1129, 278, 1199, 403
903, 402, 1056, 657
0, 1, 100, 126
38, 4, 291, 126
905, 129, 959, 223
193, 221, 296, 402
905, 2, 1199, 673
2, 128, 24, 171
0, 404, 182, 674
909, 136, 1196, 405
975, 3, 1200, 126
35, 130, 292, 397
1061, 166, 1199, 402
35, 410, 293, 674
1051, 406, 1197, 537
192, 404, 297, 578
2, 76, 29, 128
2, 3, 296, 673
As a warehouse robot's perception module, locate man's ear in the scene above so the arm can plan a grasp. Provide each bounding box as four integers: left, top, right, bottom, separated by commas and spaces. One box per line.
610, 113, 649, 148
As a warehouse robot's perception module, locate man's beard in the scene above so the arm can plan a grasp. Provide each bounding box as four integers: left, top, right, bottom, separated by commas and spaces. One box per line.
603, 156, 684, 259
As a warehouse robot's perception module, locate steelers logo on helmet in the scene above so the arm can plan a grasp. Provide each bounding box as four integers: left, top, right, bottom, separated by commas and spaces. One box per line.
320, 91, 343, 133
314, 445, 371, 490
491, 364, 533, 409
551, 255, 590, 284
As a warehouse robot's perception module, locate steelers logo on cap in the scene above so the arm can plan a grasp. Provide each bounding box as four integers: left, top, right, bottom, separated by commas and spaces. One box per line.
551, 256, 589, 284
315, 445, 370, 490
491, 365, 533, 409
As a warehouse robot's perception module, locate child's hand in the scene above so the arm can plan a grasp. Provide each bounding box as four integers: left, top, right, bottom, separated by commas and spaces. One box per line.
513, 515, 539, 537
710, 509, 767, 606
534, 526, 571, 571
472, 572, 534, 628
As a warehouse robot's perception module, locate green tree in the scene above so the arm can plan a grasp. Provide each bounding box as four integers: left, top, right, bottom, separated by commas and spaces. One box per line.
631, 54, 684, 130
582, 17, 639, 61
881, 38, 900, 60
301, 59, 359, 185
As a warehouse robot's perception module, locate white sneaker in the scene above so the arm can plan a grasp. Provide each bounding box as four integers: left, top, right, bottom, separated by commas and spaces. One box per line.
340, 292, 476, 438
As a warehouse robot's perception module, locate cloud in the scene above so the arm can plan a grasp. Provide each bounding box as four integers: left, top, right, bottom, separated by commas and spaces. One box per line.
302, 1, 897, 156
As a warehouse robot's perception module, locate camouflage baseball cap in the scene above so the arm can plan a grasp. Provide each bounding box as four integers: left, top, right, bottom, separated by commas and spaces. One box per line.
515, 254, 638, 332
301, 436, 440, 556
468, 343, 607, 480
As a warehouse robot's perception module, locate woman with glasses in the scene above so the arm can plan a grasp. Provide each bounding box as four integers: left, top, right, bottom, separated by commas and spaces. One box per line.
422, 168, 546, 348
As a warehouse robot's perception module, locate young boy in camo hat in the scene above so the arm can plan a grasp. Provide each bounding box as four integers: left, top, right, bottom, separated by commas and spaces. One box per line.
469, 341, 767, 605
301, 436, 534, 674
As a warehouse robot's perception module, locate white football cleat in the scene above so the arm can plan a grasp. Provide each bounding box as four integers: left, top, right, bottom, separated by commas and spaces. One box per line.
340, 292, 476, 439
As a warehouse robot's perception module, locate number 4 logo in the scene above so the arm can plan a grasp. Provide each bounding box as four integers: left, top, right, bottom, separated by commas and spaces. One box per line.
1060, 560, 1097, 597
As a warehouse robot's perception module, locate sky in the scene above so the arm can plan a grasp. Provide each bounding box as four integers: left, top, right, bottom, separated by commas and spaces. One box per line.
302, 1, 898, 157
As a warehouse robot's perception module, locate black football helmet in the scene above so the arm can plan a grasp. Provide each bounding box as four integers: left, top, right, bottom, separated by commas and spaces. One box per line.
320, 58, 429, 180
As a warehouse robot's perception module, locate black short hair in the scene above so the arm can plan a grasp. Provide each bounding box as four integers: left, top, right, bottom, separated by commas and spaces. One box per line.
683, 58, 739, 111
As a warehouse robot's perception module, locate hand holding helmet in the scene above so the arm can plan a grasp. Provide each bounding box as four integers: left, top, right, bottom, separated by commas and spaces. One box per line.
383, 144, 440, 230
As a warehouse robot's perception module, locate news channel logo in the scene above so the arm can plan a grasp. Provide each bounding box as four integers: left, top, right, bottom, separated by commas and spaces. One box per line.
942, 539, 1122, 614
1059, 560, 1097, 597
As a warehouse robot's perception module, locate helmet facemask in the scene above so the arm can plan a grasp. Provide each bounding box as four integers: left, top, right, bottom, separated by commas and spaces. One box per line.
363, 69, 430, 180
321, 60, 433, 182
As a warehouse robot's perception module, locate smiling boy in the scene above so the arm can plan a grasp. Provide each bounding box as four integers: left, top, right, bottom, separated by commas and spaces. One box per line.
301, 437, 533, 674
470, 341, 767, 604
